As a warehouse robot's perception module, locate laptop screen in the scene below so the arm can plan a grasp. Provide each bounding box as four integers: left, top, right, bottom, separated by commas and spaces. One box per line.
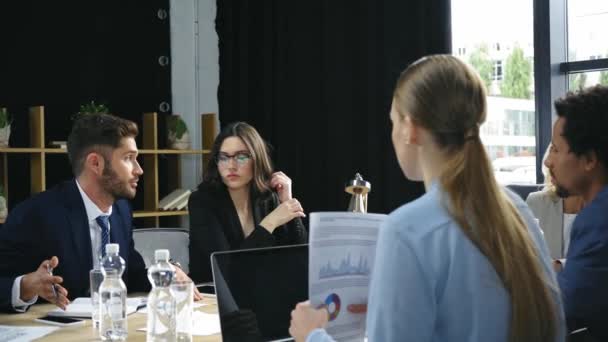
211, 244, 309, 342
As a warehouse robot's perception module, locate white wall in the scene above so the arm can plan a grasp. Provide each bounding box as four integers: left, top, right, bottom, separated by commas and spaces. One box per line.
170, 0, 219, 226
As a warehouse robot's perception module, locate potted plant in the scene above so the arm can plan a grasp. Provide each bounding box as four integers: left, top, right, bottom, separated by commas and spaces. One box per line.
166, 115, 191, 149
47, 101, 112, 149
73, 101, 110, 120
0, 107, 12, 148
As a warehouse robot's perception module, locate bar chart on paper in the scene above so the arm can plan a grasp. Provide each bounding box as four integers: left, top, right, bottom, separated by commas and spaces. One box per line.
318, 254, 371, 280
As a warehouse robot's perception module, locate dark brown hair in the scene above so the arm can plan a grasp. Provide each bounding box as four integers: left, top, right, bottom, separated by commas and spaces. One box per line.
202, 122, 273, 193
393, 55, 558, 342
554, 85, 608, 176
67, 113, 138, 176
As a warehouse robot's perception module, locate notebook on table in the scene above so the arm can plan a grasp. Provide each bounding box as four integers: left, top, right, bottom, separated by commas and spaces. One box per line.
47, 297, 146, 318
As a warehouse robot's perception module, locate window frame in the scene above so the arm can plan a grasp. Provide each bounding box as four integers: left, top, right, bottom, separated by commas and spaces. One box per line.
533, 0, 567, 184
533, 0, 608, 184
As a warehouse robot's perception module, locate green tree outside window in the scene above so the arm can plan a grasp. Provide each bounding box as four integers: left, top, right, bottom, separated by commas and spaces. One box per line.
501, 46, 532, 99
468, 44, 493, 92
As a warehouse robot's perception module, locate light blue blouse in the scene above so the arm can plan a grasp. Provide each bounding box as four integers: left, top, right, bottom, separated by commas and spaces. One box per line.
306, 182, 565, 342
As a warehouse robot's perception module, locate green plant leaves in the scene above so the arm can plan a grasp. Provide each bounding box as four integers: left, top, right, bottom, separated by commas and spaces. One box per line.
72, 101, 110, 120
167, 115, 188, 139
0, 108, 12, 128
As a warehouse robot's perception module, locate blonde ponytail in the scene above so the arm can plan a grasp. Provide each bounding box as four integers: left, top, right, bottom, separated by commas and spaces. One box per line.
394, 55, 557, 342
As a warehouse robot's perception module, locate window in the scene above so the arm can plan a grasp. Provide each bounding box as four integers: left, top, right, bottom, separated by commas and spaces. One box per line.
452, 0, 536, 185
493, 60, 503, 81
563, 1, 608, 93
568, 70, 608, 91
567, 1, 608, 62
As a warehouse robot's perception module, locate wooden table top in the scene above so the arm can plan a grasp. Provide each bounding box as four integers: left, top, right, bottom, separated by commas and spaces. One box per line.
0, 295, 222, 341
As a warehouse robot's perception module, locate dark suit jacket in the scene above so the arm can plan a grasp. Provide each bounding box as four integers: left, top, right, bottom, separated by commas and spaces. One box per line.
188, 183, 308, 283
558, 185, 608, 340
0, 180, 150, 312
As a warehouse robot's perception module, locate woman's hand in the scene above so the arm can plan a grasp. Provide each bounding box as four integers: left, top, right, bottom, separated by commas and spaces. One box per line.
173, 266, 203, 301
260, 198, 305, 233
289, 301, 329, 342
270, 171, 293, 203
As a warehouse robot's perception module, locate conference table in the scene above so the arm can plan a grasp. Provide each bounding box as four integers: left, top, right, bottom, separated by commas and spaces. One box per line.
0, 294, 222, 341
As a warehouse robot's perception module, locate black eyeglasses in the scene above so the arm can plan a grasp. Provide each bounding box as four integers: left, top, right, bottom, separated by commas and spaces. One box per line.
217, 152, 252, 167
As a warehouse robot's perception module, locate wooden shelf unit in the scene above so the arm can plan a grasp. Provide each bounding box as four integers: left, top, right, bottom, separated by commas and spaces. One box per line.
0, 107, 218, 228
0, 148, 66, 153
133, 210, 189, 218
0, 107, 49, 201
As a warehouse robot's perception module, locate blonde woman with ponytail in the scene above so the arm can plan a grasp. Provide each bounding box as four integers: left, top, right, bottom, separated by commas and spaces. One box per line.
289, 55, 565, 342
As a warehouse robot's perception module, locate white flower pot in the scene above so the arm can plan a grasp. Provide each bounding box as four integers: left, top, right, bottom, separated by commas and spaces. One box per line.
168, 131, 191, 150
0, 196, 7, 220
0, 125, 10, 148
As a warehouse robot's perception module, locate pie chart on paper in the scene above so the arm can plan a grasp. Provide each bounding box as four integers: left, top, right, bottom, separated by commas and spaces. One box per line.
324, 293, 341, 321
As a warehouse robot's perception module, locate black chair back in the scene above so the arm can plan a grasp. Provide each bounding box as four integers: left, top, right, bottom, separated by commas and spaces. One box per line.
506, 184, 543, 200
569, 328, 598, 342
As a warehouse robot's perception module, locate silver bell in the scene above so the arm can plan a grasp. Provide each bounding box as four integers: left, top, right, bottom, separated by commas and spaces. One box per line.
345, 173, 371, 213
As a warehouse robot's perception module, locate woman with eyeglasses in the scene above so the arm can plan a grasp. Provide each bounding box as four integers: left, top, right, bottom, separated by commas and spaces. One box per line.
188, 122, 308, 283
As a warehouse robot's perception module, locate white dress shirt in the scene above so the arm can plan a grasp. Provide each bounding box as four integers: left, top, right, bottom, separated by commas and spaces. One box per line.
75, 180, 112, 268
10, 180, 112, 310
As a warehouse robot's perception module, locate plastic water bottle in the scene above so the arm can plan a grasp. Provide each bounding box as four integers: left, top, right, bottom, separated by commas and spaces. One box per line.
99, 243, 128, 341
146, 249, 177, 342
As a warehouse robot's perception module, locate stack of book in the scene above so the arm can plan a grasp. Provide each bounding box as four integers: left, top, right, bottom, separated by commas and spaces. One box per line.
158, 188, 191, 210
48, 140, 67, 149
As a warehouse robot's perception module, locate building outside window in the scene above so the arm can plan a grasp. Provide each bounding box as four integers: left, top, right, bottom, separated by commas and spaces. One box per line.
492, 60, 503, 81
452, 0, 536, 185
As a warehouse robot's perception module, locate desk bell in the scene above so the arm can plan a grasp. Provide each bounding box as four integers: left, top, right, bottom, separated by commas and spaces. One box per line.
345, 173, 371, 213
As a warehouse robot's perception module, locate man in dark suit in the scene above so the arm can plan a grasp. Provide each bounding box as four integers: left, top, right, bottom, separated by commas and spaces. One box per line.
545, 85, 608, 340
0, 113, 198, 312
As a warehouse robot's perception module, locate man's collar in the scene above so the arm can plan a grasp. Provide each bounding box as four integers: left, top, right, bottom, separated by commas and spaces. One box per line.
75, 179, 113, 222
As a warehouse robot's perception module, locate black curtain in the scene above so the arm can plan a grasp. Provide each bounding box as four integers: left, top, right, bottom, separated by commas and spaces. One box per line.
0, 1, 171, 210
216, 0, 451, 214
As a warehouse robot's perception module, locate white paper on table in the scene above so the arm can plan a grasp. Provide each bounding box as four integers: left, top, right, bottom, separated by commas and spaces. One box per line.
47, 297, 146, 318
136, 301, 209, 314
0, 325, 59, 342
308, 212, 386, 342
191, 311, 221, 336
136, 311, 220, 336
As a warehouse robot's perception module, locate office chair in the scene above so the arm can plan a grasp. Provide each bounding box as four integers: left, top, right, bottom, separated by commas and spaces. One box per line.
569, 327, 597, 342
506, 184, 543, 201
133, 228, 190, 274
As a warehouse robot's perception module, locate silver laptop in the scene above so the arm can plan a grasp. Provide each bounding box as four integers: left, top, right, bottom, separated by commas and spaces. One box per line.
211, 244, 309, 342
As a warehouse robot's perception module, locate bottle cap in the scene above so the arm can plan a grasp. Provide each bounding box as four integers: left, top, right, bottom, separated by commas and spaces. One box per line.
155, 249, 170, 262
105, 243, 119, 254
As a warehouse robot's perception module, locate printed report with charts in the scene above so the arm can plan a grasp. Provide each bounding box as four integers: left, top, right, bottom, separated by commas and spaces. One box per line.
309, 212, 386, 342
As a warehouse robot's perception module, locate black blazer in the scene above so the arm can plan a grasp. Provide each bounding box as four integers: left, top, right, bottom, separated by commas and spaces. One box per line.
0, 180, 150, 312
188, 184, 308, 283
